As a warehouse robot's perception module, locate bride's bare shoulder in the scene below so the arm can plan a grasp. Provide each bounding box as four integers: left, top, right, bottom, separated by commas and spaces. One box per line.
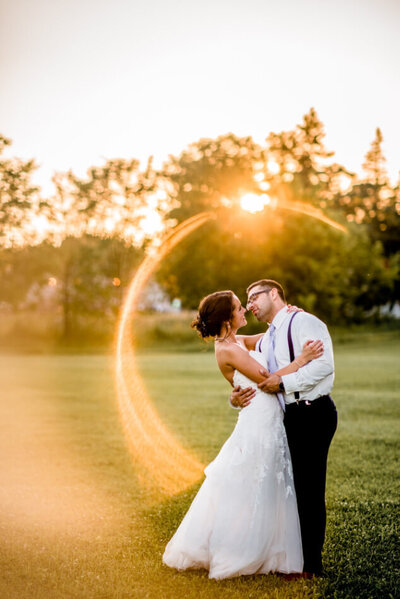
215, 343, 245, 368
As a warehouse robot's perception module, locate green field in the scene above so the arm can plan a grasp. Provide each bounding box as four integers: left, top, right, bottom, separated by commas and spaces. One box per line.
0, 330, 399, 599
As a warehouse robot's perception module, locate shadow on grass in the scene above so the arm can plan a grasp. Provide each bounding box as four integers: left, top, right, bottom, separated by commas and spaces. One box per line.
142, 484, 323, 599
323, 499, 400, 599
142, 487, 400, 599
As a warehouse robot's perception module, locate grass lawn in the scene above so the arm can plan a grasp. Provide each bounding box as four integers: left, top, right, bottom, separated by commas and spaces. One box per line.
0, 330, 399, 599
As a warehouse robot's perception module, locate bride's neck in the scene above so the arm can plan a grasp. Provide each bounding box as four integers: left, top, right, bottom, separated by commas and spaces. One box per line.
215, 325, 238, 343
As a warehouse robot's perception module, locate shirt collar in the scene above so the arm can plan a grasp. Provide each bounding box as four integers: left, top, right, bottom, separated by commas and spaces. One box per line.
270, 306, 289, 330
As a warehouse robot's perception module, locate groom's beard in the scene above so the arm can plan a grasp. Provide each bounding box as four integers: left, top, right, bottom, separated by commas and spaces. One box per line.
252, 310, 268, 323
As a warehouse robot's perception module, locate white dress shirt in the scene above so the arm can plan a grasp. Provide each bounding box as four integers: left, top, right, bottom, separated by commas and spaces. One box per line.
256, 307, 335, 405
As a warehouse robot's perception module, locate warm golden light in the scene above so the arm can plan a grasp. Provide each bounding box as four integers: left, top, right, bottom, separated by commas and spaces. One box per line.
31, 214, 49, 236
267, 160, 280, 175
337, 173, 353, 193
242, 189, 347, 233
254, 172, 265, 182
240, 193, 266, 213
277, 198, 348, 233
140, 209, 164, 236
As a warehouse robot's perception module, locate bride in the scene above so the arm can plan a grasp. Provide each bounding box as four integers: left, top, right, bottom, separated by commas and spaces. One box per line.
162, 290, 323, 580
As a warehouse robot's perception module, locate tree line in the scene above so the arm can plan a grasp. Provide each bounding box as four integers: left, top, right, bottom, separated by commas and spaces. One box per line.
0, 108, 399, 340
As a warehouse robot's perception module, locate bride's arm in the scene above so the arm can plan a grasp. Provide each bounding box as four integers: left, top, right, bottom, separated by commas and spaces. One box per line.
220, 340, 322, 386
274, 340, 323, 376
218, 345, 268, 385
236, 333, 263, 351
221, 340, 323, 387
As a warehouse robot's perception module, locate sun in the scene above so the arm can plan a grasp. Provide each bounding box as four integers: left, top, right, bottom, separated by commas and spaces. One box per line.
240, 193, 269, 213
140, 208, 164, 236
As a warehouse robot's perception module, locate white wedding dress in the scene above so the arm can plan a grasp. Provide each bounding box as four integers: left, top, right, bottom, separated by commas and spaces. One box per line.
162, 351, 303, 579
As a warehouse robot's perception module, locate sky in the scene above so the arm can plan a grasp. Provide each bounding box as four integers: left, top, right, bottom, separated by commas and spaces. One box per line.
1, 0, 400, 193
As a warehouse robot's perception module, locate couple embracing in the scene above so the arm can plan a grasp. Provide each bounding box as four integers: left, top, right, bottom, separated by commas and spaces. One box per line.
163, 279, 338, 580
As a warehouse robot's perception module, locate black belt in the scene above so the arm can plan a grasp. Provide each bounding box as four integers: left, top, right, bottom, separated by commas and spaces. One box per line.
286, 394, 332, 410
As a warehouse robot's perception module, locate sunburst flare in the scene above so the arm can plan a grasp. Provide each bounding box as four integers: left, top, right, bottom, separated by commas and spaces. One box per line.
115, 212, 216, 496
114, 200, 346, 497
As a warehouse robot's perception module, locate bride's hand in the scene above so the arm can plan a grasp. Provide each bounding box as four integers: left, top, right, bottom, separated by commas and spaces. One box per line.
297, 339, 324, 365
287, 304, 304, 313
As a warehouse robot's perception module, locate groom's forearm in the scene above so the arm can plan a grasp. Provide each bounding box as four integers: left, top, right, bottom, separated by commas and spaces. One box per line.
229, 385, 256, 409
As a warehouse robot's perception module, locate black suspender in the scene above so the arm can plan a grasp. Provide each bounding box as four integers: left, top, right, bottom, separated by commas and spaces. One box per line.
287, 311, 300, 400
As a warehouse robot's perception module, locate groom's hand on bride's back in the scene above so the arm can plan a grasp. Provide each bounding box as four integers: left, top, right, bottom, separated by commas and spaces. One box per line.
230, 385, 256, 408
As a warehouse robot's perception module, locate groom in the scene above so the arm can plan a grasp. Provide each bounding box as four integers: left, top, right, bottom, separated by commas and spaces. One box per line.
231, 279, 337, 577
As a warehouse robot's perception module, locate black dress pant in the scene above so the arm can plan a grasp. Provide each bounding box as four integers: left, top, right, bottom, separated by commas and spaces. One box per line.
284, 395, 337, 574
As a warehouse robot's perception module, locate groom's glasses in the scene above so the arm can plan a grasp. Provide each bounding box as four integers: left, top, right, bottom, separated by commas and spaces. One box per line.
246, 288, 271, 309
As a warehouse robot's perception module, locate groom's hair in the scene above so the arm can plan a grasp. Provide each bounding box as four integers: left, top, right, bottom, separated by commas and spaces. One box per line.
246, 279, 286, 302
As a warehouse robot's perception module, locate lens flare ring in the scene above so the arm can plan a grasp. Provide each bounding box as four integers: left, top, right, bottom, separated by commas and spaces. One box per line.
114, 203, 346, 498
115, 212, 215, 497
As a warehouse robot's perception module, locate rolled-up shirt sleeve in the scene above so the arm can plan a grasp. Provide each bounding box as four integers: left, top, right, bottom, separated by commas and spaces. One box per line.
281, 314, 334, 394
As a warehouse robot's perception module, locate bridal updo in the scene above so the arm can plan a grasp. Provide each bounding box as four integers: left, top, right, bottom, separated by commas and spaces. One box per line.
191, 290, 235, 339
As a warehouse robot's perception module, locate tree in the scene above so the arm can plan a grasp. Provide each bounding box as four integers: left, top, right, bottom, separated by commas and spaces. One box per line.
264, 108, 352, 212
333, 128, 400, 256
0, 135, 46, 247
159, 122, 397, 322
43, 157, 168, 337
159, 206, 395, 323
48, 235, 142, 340
47, 157, 172, 243
158, 133, 270, 306
162, 133, 264, 221
363, 127, 387, 185
0, 237, 142, 343
0, 242, 55, 309
0, 145, 173, 339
